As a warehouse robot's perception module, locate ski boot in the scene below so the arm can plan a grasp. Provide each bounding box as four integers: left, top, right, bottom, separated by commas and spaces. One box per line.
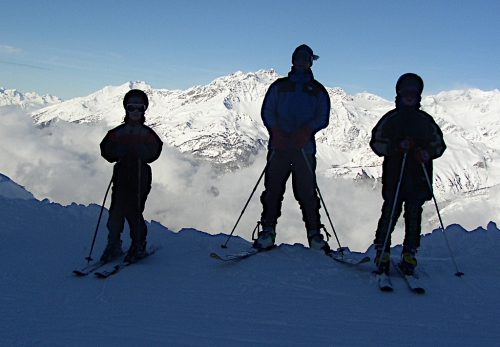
252, 225, 276, 251
124, 241, 147, 263
100, 240, 123, 263
307, 229, 331, 254
374, 245, 390, 274
398, 252, 417, 275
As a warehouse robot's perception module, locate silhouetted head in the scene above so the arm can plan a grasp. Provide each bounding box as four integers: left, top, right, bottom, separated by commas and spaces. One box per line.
292, 44, 319, 71
123, 89, 148, 124
395, 73, 424, 108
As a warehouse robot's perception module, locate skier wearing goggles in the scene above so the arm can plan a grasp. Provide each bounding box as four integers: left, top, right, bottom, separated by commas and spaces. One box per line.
99, 89, 163, 264
370, 73, 446, 276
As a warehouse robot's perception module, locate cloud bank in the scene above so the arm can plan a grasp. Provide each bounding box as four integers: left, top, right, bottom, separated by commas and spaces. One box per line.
0, 106, 497, 252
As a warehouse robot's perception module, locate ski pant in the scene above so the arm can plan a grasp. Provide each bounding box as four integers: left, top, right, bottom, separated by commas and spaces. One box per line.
374, 189, 428, 253
260, 150, 321, 231
106, 170, 151, 247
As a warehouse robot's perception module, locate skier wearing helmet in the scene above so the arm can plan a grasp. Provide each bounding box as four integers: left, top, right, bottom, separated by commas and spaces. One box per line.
99, 89, 163, 263
254, 44, 331, 253
370, 73, 446, 275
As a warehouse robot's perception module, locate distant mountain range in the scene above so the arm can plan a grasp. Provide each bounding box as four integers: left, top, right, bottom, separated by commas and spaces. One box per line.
3, 69, 500, 201
0, 87, 62, 110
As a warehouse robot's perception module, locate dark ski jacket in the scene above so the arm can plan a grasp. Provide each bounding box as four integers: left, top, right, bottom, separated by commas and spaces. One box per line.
261, 68, 330, 154
370, 106, 446, 199
100, 122, 163, 188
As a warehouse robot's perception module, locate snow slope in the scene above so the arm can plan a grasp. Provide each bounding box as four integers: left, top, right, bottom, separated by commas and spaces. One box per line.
1, 174, 499, 346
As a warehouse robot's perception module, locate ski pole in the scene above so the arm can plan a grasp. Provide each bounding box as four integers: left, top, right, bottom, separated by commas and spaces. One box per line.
85, 171, 114, 263
221, 151, 275, 248
137, 158, 142, 247
421, 162, 464, 276
301, 149, 343, 253
377, 151, 407, 273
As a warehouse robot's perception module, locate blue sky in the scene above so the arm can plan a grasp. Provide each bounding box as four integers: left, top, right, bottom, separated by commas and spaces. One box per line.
1, 0, 499, 100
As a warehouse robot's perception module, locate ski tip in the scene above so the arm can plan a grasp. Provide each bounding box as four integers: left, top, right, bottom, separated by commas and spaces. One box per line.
73, 270, 86, 276
330, 253, 371, 265
377, 273, 393, 292
359, 256, 371, 264
210, 253, 222, 260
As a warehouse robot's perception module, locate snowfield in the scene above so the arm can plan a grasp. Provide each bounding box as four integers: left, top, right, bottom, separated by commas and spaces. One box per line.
1, 174, 499, 346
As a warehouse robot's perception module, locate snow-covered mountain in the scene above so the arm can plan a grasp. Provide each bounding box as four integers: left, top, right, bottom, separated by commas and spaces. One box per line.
31, 71, 277, 172
29, 70, 500, 199
3, 71, 500, 253
1, 173, 499, 346
0, 87, 62, 110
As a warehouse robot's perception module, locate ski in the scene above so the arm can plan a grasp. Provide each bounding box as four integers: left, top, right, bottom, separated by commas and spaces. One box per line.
95, 262, 128, 278
73, 251, 125, 276
391, 258, 425, 293
94, 247, 158, 278
210, 248, 261, 261
376, 272, 394, 291
73, 261, 107, 276
327, 251, 370, 265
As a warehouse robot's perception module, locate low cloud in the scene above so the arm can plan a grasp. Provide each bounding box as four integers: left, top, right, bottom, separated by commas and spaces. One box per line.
0, 106, 497, 254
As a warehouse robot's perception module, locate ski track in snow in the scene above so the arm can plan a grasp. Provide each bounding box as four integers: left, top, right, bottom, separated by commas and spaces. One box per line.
1, 178, 500, 346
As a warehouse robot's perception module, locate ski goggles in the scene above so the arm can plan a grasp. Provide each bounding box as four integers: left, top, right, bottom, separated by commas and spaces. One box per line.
126, 104, 146, 113
398, 86, 420, 97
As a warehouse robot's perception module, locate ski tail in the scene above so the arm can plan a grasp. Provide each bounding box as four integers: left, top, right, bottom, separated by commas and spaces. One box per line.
73, 261, 105, 276
73, 251, 125, 276
94, 246, 158, 278
376, 272, 394, 291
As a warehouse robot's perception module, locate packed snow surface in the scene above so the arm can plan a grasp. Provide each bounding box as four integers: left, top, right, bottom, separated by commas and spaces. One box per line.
1, 174, 499, 346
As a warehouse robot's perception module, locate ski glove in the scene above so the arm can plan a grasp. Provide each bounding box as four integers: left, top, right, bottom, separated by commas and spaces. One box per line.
414, 149, 430, 163
396, 138, 415, 152
291, 125, 314, 149
269, 126, 288, 150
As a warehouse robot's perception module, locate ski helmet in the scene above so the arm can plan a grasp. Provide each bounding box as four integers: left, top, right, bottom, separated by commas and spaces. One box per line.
123, 89, 149, 110
396, 73, 424, 95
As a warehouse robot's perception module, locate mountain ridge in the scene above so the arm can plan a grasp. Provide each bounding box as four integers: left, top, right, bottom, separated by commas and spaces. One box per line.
4, 70, 500, 198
